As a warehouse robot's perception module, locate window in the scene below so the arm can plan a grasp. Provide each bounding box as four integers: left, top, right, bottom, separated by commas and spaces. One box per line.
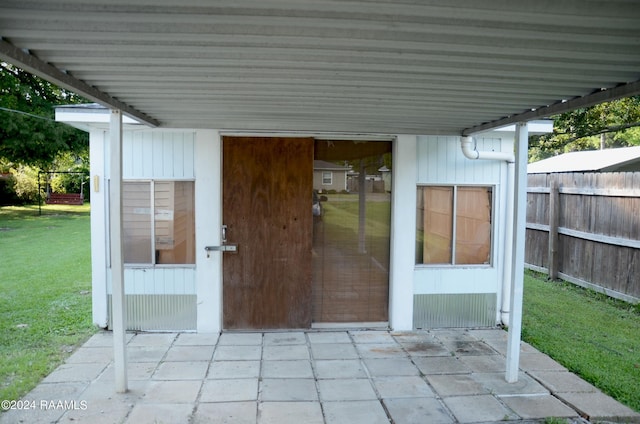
122, 181, 195, 265
416, 185, 492, 265
322, 171, 332, 185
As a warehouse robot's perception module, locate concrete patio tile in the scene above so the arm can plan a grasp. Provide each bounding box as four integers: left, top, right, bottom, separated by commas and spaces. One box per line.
558, 391, 640, 423
263, 332, 306, 345
431, 329, 477, 342
0, 404, 62, 424
152, 361, 209, 380
400, 341, 451, 357
261, 360, 313, 378
356, 343, 406, 358
174, 332, 219, 346
97, 362, 157, 381
141, 380, 202, 403
471, 372, 549, 396
413, 356, 471, 375
259, 402, 323, 424
391, 330, 436, 344
384, 397, 455, 424
262, 344, 309, 360
363, 358, 420, 376
373, 376, 435, 399
58, 397, 135, 424
260, 378, 318, 401
466, 328, 507, 342
127, 345, 169, 363
426, 374, 489, 397
519, 352, 567, 371
128, 333, 177, 347
193, 402, 257, 424
0, 382, 89, 424
200, 379, 258, 402
65, 346, 113, 364
311, 342, 359, 360
458, 354, 506, 372
486, 339, 539, 356
214, 345, 262, 361
442, 340, 498, 356
307, 331, 351, 344
314, 359, 368, 379
317, 379, 377, 401
528, 370, 598, 393
443, 394, 518, 423
218, 332, 262, 345
79, 378, 148, 401
498, 394, 578, 419
124, 402, 193, 424
42, 362, 108, 383
207, 360, 261, 379
350, 330, 396, 344
81, 331, 134, 347
164, 345, 215, 362
322, 400, 389, 424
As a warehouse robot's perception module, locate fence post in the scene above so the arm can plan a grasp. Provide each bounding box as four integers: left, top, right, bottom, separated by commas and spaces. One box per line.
548, 178, 559, 280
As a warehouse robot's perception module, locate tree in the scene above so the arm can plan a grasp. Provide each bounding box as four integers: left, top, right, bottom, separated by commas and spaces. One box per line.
529, 96, 640, 162
0, 62, 88, 169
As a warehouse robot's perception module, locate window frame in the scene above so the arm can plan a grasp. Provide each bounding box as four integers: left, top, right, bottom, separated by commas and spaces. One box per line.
415, 184, 495, 268
322, 171, 333, 185
119, 178, 196, 269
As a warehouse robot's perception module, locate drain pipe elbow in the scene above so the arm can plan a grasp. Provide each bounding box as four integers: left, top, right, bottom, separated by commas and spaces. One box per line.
461, 136, 480, 160
460, 136, 515, 163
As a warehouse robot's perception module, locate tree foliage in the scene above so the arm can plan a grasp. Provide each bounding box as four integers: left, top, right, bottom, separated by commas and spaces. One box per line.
530, 96, 640, 162
0, 63, 89, 169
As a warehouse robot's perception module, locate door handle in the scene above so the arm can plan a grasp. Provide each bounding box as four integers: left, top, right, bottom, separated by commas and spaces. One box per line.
205, 224, 237, 257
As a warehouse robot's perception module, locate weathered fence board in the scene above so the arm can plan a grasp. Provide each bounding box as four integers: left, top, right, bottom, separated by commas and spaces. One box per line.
526, 171, 640, 303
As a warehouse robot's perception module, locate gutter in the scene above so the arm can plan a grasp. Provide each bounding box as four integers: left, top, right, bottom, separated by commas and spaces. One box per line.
460, 136, 515, 326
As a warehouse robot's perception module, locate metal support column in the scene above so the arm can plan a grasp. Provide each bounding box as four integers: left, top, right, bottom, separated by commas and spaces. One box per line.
109, 109, 128, 393
506, 122, 528, 383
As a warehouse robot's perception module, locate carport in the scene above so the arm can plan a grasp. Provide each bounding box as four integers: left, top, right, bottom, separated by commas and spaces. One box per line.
1, 0, 639, 395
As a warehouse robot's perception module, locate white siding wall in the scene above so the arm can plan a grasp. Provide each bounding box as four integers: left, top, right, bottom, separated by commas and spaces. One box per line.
413, 135, 511, 300
122, 131, 195, 179
101, 130, 197, 303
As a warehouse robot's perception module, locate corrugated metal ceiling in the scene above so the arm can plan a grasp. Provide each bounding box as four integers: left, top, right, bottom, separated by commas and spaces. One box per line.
1, 0, 639, 134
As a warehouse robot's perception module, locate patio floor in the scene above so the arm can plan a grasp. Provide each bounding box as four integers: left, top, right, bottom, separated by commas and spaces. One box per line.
1, 328, 638, 424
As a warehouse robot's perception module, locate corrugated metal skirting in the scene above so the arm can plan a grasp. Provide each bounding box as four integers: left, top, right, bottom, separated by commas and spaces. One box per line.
107, 294, 197, 331
413, 293, 497, 329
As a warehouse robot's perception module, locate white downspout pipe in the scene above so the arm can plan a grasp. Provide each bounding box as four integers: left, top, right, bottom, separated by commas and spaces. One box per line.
460, 136, 515, 326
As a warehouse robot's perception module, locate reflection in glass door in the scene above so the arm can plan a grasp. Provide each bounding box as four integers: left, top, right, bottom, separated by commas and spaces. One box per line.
312, 140, 392, 323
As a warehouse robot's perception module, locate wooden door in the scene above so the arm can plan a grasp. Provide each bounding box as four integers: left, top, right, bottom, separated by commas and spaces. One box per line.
222, 137, 314, 329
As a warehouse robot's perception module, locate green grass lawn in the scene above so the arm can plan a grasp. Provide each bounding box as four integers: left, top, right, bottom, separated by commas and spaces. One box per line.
523, 270, 640, 412
0, 204, 96, 402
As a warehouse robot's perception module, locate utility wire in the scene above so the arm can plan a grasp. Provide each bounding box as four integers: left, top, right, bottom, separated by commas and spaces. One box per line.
0, 106, 55, 122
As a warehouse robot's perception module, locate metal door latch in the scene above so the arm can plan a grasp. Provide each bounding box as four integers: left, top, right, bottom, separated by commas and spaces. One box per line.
205, 244, 238, 257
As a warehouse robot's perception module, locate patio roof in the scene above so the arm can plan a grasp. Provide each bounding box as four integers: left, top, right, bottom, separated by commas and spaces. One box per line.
1, 1, 639, 135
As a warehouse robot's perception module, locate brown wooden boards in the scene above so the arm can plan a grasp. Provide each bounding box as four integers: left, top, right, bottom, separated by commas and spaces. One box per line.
222, 137, 314, 329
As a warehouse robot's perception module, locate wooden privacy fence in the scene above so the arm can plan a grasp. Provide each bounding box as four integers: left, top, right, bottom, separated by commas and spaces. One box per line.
525, 172, 640, 303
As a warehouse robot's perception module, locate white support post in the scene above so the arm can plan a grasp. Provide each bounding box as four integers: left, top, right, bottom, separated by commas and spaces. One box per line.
109, 109, 128, 393
505, 122, 528, 383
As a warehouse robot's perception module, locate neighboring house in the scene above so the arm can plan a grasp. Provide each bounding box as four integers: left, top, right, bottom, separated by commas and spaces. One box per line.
56, 104, 552, 332
528, 146, 640, 173
313, 160, 350, 192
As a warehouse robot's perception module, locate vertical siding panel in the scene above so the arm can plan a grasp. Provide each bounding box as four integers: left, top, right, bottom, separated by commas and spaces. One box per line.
163, 133, 175, 177
152, 133, 163, 177
131, 132, 144, 178
184, 133, 195, 178
173, 134, 185, 178
142, 132, 154, 178
123, 132, 134, 178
